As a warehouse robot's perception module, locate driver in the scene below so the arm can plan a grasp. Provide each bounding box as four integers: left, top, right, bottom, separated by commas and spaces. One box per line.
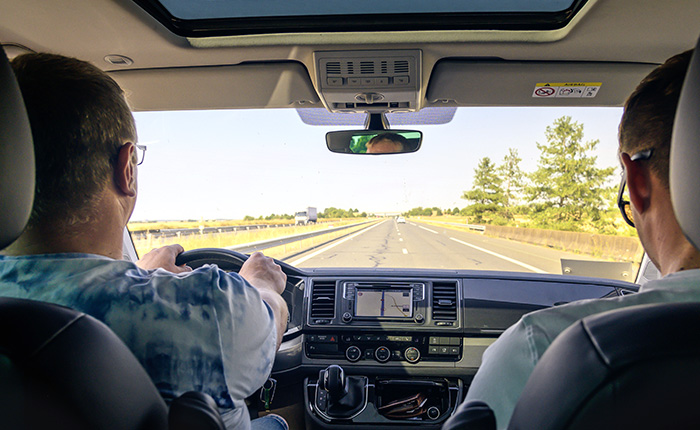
0, 53, 289, 430
365, 133, 407, 154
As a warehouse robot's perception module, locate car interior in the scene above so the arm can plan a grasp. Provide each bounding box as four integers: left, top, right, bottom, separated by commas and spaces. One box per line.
2, 0, 700, 429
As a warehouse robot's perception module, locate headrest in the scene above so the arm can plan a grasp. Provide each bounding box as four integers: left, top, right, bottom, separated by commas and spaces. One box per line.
0, 46, 34, 249
671, 39, 700, 250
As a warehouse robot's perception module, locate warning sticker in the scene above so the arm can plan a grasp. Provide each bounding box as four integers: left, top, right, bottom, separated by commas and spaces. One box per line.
532, 82, 602, 98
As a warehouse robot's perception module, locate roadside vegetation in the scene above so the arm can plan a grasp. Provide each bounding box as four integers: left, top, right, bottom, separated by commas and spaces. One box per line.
404, 116, 637, 238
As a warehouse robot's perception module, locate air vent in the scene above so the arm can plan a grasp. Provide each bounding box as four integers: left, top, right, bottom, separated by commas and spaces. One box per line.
380, 61, 388, 74
360, 61, 374, 74
347, 62, 355, 75
394, 60, 409, 74
432, 282, 458, 321
310, 281, 336, 320
326, 62, 341, 75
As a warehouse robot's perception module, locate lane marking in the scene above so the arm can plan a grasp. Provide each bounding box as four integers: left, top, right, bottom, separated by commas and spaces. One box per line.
449, 237, 547, 274
402, 248, 409, 254
418, 225, 439, 234
399, 238, 404, 242
288, 220, 386, 266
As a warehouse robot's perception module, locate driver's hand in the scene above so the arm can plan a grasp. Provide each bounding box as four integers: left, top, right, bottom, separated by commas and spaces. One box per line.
136, 244, 193, 274
239, 252, 286, 295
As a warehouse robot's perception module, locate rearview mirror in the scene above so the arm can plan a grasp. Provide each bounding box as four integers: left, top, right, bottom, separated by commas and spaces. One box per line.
326, 130, 422, 154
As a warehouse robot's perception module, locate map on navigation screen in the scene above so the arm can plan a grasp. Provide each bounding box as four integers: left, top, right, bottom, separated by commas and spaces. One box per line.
355, 289, 412, 318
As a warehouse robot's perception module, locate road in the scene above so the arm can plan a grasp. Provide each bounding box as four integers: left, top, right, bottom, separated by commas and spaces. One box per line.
287, 219, 595, 274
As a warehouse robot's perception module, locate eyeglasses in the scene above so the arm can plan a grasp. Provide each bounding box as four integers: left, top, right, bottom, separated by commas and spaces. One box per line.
135, 144, 147, 166
617, 149, 653, 227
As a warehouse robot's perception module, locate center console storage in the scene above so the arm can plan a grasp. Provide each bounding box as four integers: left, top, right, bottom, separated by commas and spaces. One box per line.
305, 366, 462, 428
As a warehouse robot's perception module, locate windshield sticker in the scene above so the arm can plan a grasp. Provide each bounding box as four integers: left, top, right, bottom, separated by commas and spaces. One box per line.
532, 82, 601, 98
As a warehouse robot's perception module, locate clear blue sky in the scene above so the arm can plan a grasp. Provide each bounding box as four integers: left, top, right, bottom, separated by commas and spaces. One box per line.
130, 106, 623, 221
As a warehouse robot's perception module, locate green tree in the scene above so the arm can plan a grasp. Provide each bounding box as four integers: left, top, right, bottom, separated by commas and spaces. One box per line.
461, 157, 506, 222
499, 148, 525, 217
527, 116, 615, 229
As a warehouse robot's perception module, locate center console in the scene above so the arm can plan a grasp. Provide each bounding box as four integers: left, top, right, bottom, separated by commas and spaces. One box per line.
303, 278, 464, 428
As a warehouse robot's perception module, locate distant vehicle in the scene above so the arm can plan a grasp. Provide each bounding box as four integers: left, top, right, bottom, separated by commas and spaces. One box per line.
295, 207, 318, 225
396, 216, 406, 224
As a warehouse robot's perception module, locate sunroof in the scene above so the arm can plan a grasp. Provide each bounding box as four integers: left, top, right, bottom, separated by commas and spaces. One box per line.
158, 0, 576, 20
134, 0, 587, 37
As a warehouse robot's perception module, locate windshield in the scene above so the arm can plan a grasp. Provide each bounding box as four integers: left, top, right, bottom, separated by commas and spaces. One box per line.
128, 106, 641, 282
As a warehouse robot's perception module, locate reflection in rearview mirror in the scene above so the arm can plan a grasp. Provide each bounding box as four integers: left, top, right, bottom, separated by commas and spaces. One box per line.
326, 130, 423, 155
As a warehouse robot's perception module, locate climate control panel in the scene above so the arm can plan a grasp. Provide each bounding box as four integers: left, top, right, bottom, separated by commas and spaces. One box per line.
305, 333, 462, 364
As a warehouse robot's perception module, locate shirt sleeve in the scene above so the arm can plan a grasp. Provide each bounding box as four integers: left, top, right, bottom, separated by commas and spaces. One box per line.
208, 268, 278, 401
445, 318, 541, 430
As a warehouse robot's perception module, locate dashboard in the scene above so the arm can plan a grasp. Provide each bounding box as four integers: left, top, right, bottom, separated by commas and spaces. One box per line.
274, 267, 637, 429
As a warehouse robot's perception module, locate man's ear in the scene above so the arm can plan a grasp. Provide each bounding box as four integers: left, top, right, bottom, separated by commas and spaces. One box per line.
114, 143, 137, 197
621, 152, 651, 215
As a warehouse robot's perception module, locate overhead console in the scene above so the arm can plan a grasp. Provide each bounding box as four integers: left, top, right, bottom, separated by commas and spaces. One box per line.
314, 50, 422, 113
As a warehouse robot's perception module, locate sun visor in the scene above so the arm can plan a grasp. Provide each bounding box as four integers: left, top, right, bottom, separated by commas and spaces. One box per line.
110, 62, 320, 111
426, 61, 657, 107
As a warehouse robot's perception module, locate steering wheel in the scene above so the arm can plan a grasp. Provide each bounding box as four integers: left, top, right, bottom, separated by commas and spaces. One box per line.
175, 248, 251, 272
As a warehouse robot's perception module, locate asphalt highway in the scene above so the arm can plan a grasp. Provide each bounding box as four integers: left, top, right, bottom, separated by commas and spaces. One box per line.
288, 219, 595, 274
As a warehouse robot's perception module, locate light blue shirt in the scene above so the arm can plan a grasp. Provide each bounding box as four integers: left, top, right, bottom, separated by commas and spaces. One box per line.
446, 269, 700, 430
0, 253, 277, 429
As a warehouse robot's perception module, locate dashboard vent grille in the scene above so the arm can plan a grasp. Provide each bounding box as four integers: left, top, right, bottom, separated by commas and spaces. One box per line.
394, 60, 409, 74
326, 62, 341, 75
310, 281, 336, 319
360, 61, 374, 74
432, 282, 458, 321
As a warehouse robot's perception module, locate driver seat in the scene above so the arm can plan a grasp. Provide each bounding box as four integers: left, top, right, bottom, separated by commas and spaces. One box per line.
449, 40, 700, 430
0, 48, 223, 430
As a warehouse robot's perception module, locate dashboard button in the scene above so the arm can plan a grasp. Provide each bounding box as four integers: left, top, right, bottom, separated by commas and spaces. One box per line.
346, 346, 361, 362
341, 312, 352, 323
429, 346, 439, 355
439, 337, 451, 345
375, 346, 391, 363
429, 336, 440, 345
449, 347, 460, 356
439, 346, 449, 355
449, 337, 461, 345
404, 347, 420, 363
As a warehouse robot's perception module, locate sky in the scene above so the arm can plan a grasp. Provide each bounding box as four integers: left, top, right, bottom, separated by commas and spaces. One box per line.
130, 106, 624, 222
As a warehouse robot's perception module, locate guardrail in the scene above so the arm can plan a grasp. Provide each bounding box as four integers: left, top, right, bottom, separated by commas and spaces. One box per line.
226, 220, 375, 253
130, 221, 334, 239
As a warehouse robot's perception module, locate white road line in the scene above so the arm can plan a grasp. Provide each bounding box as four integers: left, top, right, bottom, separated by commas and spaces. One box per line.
288, 220, 386, 266
399, 238, 404, 242
418, 225, 439, 234
449, 237, 547, 274
402, 248, 409, 254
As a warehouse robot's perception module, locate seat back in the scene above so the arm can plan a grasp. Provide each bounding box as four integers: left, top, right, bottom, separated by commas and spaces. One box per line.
0, 297, 169, 430
671, 38, 700, 248
507, 302, 700, 430
0, 45, 34, 249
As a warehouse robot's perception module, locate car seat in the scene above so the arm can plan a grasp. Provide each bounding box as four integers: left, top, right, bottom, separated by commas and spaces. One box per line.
0, 47, 224, 430
446, 39, 700, 430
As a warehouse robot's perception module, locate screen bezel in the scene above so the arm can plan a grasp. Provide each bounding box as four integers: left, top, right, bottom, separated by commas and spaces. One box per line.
354, 287, 414, 319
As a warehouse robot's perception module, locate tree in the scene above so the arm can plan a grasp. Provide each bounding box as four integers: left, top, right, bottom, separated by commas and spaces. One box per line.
498, 148, 525, 217
462, 157, 506, 223
527, 116, 615, 228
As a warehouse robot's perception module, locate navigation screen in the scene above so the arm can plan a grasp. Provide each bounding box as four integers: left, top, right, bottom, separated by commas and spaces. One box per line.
355, 288, 413, 318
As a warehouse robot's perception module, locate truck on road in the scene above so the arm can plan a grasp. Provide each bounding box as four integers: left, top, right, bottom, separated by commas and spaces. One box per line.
295, 207, 318, 225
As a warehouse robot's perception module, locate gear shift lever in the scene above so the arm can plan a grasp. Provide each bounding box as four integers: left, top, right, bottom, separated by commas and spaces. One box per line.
323, 365, 346, 400
316, 365, 368, 419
